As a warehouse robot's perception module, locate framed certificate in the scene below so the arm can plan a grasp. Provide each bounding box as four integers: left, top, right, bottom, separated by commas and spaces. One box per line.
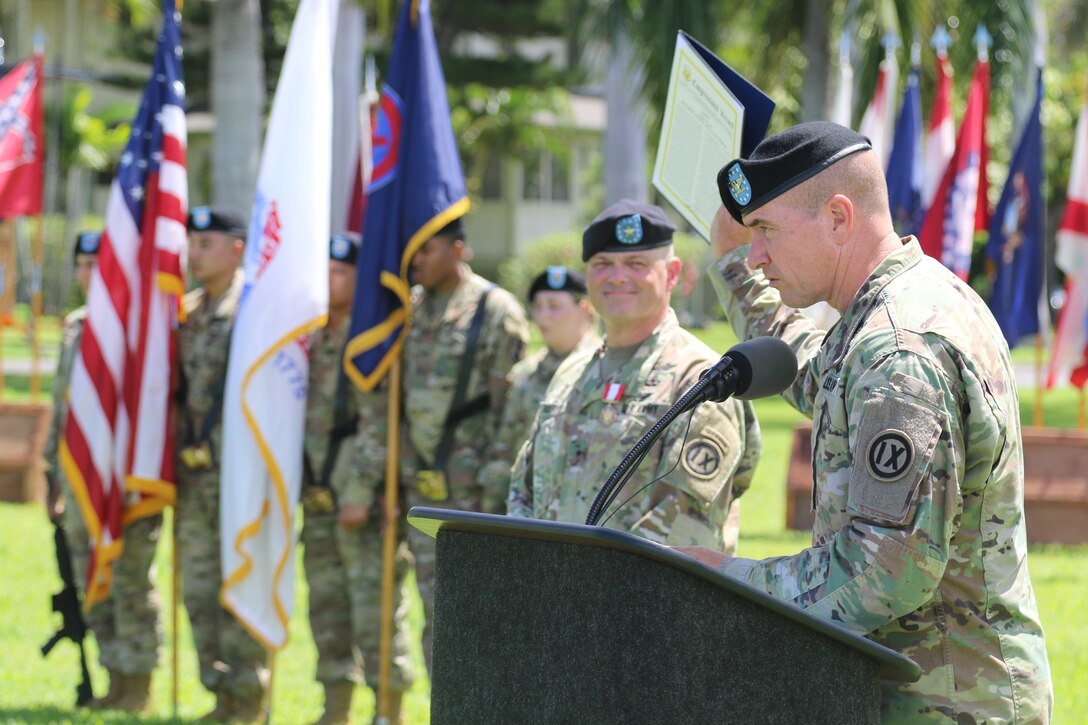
652, 32, 775, 241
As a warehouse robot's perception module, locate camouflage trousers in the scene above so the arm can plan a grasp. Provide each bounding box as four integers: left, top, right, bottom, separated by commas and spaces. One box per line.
403, 446, 484, 674
301, 512, 415, 693
64, 505, 162, 675
176, 468, 268, 698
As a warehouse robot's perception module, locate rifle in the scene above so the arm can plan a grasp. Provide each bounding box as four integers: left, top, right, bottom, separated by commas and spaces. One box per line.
40, 515, 94, 706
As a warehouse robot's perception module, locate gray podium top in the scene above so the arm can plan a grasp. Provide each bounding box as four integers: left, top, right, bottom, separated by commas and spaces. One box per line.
409, 506, 921, 683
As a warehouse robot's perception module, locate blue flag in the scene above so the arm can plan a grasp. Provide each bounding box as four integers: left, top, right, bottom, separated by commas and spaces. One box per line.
885, 66, 922, 238
985, 67, 1044, 348
344, 0, 468, 391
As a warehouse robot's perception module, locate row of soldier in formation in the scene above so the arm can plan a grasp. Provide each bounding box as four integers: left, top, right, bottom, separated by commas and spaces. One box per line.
45, 121, 1053, 724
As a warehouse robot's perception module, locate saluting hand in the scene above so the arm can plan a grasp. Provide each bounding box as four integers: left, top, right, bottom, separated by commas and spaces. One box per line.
711, 206, 752, 259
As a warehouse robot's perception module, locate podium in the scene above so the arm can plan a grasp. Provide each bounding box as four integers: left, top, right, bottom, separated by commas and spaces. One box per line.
409, 507, 919, 724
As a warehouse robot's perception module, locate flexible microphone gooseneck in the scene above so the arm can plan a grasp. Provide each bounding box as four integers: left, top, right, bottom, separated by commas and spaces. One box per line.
584, 336, 798, 526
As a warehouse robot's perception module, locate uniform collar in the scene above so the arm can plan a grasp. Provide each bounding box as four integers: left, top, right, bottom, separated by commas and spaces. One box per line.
207, 269, 245, 319
824, 237, 921, 366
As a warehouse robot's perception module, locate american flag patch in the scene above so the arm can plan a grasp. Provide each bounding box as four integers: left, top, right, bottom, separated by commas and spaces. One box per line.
602, 382, 625, 402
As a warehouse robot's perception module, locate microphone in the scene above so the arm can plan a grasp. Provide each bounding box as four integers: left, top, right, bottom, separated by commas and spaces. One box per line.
584, 336, 798, 526
696, 335, 799, 403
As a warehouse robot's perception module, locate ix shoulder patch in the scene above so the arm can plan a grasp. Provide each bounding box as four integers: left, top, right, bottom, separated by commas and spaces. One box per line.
866, 430, 914, 482
682, 437, 724, 480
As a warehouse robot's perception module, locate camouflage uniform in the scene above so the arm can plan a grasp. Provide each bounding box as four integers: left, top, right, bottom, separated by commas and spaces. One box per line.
509, 309, 761, 553
176, 270, 267, 698
477, 328, 600, 507
401, 265, 529, 669
709, 238, 1052, 722
301, 316, 415, 693
43, 306, 162, 676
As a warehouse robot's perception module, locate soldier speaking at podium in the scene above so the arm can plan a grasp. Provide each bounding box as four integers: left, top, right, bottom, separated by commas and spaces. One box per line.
680, 122, 1052, 722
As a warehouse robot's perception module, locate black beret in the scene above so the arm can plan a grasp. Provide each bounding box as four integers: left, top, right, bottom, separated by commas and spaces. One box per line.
73, 230, 101, 259
528, 266, 588, 302
718, 121, 873, 223
582, 199, 677, 262
188, 205, 248, 236
329, 232, 360, 266
435, 215, 465, 240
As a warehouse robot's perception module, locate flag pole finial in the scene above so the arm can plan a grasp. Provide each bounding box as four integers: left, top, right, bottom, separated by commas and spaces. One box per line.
881, 32, 901, 60
931, 26, 952, 58
974, 25, 992, 62
32, 28, 46, 56
910, 36, 922, 67
838, 30, 852, 66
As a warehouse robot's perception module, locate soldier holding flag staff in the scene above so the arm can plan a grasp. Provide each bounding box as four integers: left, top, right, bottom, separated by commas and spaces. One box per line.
43, 231, 162, 712
401, 216, 529, 671
301, 233, 416, 724
176, 206, 268, 722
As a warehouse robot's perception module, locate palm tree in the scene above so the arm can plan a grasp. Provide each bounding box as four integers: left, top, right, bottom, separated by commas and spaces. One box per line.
570, 1, 723, 204
210, 0, 264, 214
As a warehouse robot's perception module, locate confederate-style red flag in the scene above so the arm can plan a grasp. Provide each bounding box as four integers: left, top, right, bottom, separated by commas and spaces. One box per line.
60, 2, 186, 609
0, 53, 44, 217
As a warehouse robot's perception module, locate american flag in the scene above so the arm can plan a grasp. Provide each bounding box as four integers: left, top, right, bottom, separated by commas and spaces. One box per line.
59, 0, 187, 609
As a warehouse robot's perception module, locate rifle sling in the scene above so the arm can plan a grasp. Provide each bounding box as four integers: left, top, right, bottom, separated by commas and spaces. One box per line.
430, 285, 494, 473
303, 364, 359, 508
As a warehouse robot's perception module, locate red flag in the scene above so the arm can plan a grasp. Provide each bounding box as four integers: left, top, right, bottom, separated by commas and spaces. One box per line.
0, 53, 44, 217
922, 52, 954, 208
1048, 95, 1088, 389
918, 58, 990, 280
60, 4, 186, 608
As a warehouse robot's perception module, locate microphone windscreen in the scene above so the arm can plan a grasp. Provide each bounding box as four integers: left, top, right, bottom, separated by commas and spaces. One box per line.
725, 336, 798, 400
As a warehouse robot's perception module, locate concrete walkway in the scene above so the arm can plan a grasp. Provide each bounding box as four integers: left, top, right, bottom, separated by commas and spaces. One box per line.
1, 357, 58, 376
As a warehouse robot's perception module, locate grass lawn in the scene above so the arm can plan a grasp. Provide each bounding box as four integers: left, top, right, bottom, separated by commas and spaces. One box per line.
1, 304, 60, 404
0, 319, 1085, 721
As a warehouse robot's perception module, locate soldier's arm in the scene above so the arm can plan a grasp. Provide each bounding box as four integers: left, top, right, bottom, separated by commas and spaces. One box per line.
342, 389, 383, 512
477, 381, 527, 513
707, 246, 826, 419
478, 295, 530, 510
507, 437, 535, 518
716, 348, 963, 636
43, 318, 81, 516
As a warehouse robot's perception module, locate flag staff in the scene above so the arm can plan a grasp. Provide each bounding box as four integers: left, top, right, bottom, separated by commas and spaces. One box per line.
0, 220, 8, 400
29, 34, 45, 400
1034, 59, 1046, 430
974, 25, 991, 62
930, 25, 951, 58
172, 509, 180, 716
376, 357, 402, 723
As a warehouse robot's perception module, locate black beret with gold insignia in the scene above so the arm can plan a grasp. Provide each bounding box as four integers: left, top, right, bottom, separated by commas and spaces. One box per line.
717, 121, 872, 223
582, 199, 677, 262
528, 266, 588, 302
187, 205, 248, 236
329, 232, 360, 266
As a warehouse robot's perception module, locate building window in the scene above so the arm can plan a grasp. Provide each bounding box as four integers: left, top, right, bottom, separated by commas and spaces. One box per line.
480, 155, 503, 200
522, 151, 570, 202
